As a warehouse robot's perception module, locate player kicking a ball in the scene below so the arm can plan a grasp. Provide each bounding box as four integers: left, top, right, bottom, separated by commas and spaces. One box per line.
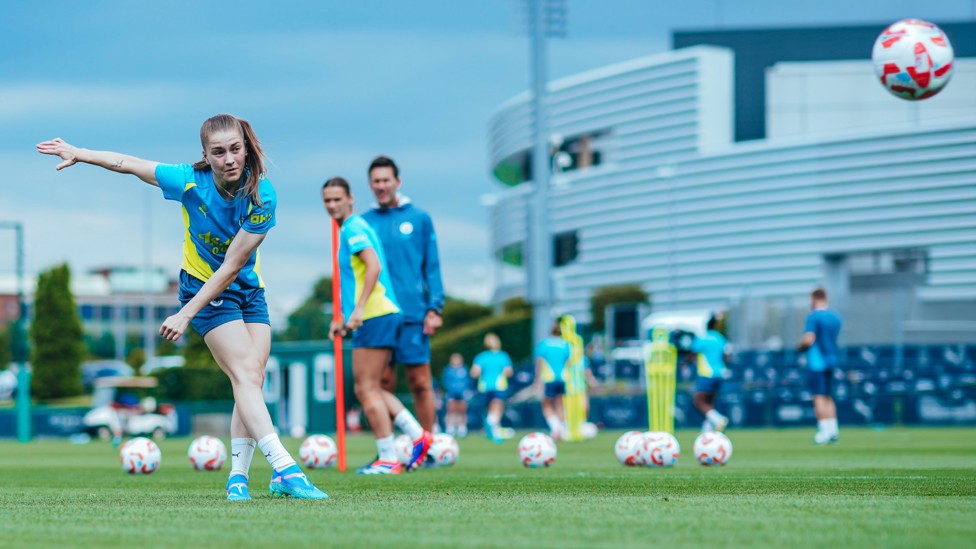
37, 115, 328, 500
322, 177, 432, 474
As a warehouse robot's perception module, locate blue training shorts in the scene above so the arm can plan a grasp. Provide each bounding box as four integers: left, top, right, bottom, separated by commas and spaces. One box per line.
482, 390, 507, 403
179, 270, 269, 337
807, 369, 834, 396
544, 381, 566, 398
352, 313, 401, 349
393, 321, 430, 365
695, 376, 723, 395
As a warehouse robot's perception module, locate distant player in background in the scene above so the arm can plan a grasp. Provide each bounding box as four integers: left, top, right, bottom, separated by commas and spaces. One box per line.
362, 156, 445, 434
690, 316, 731, 433
440, 352, 471, 437
533, 321, 572, 440
323, 177, 432, 474
37, 116, 328, 500
471, 333, 514, 443
798, 287, 842, 445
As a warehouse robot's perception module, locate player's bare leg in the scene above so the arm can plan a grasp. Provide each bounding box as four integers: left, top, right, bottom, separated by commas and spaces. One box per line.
405, 363, 436, 432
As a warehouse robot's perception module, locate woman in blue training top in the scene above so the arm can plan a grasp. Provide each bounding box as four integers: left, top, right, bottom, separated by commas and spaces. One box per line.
36, 115, 327, 501
322, 177, 431, 475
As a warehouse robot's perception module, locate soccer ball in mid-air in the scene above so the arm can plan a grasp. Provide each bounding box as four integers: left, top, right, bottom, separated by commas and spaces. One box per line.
871, 18, 954, 100
614, 430, 647, 466
120, 437, 161, 475
394, 434, 414, 465
426, 434, 460, 468
187, 435, 227, 471
644, 431, 680, 468
694, 432, 733, 466
299, 434, 338, 469
518, 432, 557, 468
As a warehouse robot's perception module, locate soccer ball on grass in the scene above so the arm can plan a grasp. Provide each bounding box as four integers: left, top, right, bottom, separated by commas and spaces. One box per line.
299, 434, 338, 469
187, 435, 227, 471
693, 432, 733, 466
120, 436, 161, 475
518, 432, 557, 468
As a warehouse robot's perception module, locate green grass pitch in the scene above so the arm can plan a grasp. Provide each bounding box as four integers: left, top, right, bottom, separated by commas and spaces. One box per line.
1, 427, 974, 548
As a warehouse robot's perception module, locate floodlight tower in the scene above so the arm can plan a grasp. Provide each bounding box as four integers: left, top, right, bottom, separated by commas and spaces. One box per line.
525, 0, 567, 347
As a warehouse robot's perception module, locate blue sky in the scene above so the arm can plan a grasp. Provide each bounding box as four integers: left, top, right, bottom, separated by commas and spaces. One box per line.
3, 0, 973, 323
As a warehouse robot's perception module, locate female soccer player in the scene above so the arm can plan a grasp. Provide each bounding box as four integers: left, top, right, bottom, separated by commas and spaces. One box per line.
470, 333, 513, 443
322, 177, 431, 474
37, 115, 328, 500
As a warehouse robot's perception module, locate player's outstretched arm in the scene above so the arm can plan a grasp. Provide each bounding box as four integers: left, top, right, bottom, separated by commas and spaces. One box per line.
36, 138, 159, 186
159, 229, 266, 341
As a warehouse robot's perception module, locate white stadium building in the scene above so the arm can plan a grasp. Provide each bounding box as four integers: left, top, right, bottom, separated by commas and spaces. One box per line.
486, 24, 976, 347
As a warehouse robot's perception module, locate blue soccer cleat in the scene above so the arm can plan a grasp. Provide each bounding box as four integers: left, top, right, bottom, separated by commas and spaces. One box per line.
357, 458, 403, 475
226, 474, 251, 501
269, 465, 329, 499
405, 431, 433, 472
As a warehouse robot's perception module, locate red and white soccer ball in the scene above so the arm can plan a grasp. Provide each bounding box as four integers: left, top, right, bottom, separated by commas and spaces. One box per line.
299, 434, 338, 469
693, 432, 733, 466
871, 19, 954, 100
187, 435, 227, 471
518, 432, 557, 468
614, 430, 646, 466
426, 433, 460, 468
394, 434, 414, 465
120, 436, 161, 475
644, 431, 680, 468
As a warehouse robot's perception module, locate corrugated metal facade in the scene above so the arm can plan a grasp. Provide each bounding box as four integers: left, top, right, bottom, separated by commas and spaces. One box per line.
487, 46, 976, 326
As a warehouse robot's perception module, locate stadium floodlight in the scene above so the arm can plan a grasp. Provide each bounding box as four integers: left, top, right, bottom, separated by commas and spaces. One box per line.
523, 0, 567, 347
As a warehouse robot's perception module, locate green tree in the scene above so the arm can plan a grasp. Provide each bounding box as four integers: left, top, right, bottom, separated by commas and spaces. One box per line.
276, 276, 332, 341
501, 296, 532, 315
183, 326, 220, 369
0, 324, 11, 366
156, 338, 178, 357
30, 263, 85, 400
441, 296, 492, 328
86, 331, 116, 359
590, 283, 649, 332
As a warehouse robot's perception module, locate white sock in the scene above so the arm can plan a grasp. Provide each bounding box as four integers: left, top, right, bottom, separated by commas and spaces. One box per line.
545, 415, 561, 433
817, 419, 830, 433
376, 435, 397, 462
257, 433, 296, 472
394, 410, 424, 439
826, 418, 839, 435
706, 409, 726, 424
458, 425, 467, 436
702, 420, 714, 433
230, 438, 256, 479
486, 412, 501, 427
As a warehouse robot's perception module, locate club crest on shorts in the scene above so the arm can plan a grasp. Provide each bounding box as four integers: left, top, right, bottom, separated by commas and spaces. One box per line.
399, 221, 414, 235
210, 299, 224, 307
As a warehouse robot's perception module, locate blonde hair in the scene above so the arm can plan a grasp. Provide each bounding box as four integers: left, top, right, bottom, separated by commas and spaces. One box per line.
192, 114, 267, 206
483, 332, 501, 350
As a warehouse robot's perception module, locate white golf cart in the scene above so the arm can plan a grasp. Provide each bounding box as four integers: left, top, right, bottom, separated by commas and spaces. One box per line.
82, 376, 178, 441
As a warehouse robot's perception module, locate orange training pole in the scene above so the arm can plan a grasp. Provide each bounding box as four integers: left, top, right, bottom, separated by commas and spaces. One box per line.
331, 218, 347, 472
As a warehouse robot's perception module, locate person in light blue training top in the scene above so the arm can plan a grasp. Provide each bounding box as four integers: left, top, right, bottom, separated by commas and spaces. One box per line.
471, 333, 514, 443
323, 177, 432, 475
37, 115, 328, 501
690, 315, 731, 433
798, 287, 842, 445
440, 353, 472, 437
363, 156, 445, 434
533, 321, 572, 440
